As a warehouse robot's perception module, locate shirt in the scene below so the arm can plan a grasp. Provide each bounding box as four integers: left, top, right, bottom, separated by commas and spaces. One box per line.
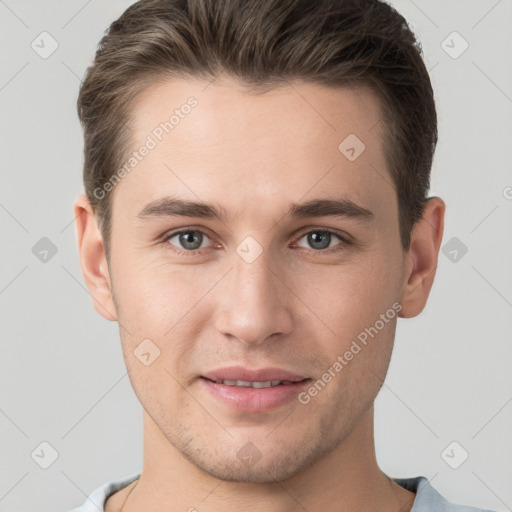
70, 472, 497, 511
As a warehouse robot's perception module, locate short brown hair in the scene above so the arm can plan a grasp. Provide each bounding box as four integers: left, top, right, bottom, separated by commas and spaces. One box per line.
77, 0, 437, 260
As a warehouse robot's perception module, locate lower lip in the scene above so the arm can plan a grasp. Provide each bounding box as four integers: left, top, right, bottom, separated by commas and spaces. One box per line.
199, 377, 311, 412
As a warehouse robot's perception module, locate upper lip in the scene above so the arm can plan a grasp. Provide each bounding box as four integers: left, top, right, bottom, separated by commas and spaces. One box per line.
201, 366, 308, 383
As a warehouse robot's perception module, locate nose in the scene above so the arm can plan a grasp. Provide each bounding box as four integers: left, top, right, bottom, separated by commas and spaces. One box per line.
213, 245, 294, 346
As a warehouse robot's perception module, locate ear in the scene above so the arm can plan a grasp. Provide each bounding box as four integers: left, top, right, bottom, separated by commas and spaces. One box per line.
73, 194, 118, 321
399, 197, 445, 318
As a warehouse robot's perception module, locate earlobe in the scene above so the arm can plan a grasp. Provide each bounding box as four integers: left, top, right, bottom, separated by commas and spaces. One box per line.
399, 197, 445, 318
73, 194, 118, 322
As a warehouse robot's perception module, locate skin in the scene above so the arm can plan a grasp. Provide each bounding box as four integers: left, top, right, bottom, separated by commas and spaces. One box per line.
74, 76, 445, 512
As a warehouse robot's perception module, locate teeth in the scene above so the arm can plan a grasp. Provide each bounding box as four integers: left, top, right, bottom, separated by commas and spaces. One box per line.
218, 379, 283, 388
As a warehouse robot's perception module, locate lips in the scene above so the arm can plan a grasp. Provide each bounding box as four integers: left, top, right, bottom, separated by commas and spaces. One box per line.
199, 367, 311, 412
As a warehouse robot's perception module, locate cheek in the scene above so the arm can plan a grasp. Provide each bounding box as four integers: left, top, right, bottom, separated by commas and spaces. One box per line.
112, 256, 203, 330
113, 265, 199, 411
294, 256, 401, 339
112, 261, 213, 379
293, 255, 402, 404
294, 263, 400, 409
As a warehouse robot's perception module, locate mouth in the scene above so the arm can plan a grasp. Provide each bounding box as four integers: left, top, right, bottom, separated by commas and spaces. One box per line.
201, 377, 308, 388
199, 369, 312, 412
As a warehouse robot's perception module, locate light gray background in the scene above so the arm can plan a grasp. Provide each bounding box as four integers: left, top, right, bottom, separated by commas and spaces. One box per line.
1, 1, 511, 511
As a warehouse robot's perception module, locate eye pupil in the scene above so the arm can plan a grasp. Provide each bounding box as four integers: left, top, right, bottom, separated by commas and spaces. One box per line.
308, 231, 331, 250
180, 231, 202, 250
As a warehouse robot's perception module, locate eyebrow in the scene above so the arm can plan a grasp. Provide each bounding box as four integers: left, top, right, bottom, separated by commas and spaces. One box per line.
136, 196, 374, 222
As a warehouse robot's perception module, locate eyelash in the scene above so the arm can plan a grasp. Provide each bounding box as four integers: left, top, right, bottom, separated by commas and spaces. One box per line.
160, 227, 352, 257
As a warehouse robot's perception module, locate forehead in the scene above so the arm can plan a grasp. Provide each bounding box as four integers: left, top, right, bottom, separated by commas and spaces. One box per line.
112, 75, 393, 226
129, 75, 385, 151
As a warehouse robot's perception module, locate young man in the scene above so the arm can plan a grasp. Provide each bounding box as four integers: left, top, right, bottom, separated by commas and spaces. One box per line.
71, 1, 495, 511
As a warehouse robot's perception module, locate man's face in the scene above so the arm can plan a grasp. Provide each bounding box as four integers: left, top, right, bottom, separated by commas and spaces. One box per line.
107, 76, 407, 482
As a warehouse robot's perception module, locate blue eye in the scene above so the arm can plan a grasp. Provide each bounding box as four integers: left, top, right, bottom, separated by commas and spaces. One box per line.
161, 228, 351, 256
296, 230, 344, 251
166, 230, 211, 252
